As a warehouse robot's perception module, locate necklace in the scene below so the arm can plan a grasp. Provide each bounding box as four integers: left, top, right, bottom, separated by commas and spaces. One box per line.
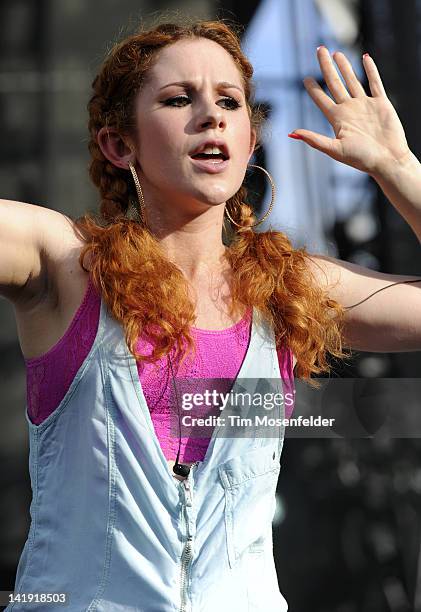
167, 353, 191, 477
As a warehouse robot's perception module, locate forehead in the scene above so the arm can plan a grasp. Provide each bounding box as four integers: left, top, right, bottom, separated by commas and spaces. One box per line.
146, 38, 244, 89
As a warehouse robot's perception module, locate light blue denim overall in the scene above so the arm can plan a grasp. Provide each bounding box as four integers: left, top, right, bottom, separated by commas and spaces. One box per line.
7, 293, 291, 611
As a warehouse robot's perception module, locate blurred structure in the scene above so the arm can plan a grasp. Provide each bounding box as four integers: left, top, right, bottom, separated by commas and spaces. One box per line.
243, 0, 370, 255
0, 1, 420, 611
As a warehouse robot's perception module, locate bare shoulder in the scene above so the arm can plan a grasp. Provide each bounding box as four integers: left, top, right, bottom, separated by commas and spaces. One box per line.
13, 210, 91, 360
305, 253, 343, 289
43, 210, 91, 297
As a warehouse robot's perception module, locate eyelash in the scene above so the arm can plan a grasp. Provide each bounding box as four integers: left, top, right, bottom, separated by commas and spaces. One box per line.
163, 95, 241, 110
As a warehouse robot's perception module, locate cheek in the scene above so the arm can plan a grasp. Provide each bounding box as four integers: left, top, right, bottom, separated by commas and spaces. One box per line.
138, 126, 180, 176
235, 118, 254, 160
140, 121, 166, 150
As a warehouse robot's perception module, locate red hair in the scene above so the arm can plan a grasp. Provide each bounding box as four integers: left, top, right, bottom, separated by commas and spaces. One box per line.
72, 18, 350, 386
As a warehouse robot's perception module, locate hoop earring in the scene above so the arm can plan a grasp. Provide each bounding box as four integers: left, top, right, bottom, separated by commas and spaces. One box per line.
128, 161, 148, 226
224, 164, 275, 229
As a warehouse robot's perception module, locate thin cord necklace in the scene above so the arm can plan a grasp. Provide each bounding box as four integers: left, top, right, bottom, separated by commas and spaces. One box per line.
167, 353, 191, 477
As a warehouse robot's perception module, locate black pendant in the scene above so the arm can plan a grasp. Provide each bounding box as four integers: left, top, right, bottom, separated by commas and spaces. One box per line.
173, 462, 191, 477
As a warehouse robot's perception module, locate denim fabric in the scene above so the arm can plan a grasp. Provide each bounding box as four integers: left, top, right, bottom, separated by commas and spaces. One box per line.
7, 296, 290, 612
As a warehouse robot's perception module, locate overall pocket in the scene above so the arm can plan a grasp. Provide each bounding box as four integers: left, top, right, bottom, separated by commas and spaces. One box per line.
218, 445, 280, 569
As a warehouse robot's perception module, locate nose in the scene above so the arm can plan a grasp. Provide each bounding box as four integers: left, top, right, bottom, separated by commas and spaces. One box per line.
197, 99, 226, 131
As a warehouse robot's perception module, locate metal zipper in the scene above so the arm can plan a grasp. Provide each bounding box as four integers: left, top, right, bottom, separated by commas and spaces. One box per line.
179, 463, 200, 612
179, 534, 194, 612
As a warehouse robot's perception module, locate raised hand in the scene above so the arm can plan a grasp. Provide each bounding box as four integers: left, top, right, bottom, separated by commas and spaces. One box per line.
289, 47, 411, 179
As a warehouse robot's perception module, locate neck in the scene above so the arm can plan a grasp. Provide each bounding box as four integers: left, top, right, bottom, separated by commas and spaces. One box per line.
146, 202, 230, 283
162, 234, 228, 283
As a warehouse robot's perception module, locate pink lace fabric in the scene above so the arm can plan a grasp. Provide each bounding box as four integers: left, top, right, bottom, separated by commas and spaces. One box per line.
25, 276, 295, 462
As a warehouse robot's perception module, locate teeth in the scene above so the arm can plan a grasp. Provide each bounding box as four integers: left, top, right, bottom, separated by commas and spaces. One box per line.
201, 146, 223, 155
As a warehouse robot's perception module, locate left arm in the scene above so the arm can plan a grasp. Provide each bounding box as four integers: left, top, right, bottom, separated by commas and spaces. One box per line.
370, 149, 421, 243
289, 47, 421, 351
307, 254, 421, 352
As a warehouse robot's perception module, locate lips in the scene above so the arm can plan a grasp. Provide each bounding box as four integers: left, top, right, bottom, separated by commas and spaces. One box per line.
189, 156, 229, 174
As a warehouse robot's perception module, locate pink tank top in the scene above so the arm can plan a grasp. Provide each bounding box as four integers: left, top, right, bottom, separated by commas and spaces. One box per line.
24, 276, 295, 462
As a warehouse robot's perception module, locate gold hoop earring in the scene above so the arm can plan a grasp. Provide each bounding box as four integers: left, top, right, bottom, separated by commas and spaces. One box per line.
128, 161, 148, 225
224, 164, 275, 229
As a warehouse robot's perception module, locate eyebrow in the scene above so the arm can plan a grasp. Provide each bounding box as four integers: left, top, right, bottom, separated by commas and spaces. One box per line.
158, 80, 243, 93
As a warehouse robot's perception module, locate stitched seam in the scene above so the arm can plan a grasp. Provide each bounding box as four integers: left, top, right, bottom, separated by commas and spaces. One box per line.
224, 490, 235, 569
10, 430, 39, 608
86, 346, 117, 611
224, 466, 280, 489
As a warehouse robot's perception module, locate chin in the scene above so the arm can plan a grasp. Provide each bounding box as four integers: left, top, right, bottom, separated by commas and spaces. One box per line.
195, 186, 239, 207
202, 195, 230, 207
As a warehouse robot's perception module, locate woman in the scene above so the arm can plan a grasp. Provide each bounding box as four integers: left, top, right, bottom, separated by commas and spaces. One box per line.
2, 18, 421, 612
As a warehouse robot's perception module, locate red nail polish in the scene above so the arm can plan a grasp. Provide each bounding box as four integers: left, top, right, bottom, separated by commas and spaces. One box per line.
288, 133, 304, 140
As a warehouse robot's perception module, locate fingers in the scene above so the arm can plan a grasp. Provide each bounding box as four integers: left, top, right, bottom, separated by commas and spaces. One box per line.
317, 47, 387, 101
332, 51, 367, 98
362, 53, 387, 98
288, 129, 342, 161
317, 46, 350, 103
303, 77, 336, 115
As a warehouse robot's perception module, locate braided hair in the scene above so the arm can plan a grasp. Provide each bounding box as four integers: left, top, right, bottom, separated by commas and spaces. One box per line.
72, 18, 349, 385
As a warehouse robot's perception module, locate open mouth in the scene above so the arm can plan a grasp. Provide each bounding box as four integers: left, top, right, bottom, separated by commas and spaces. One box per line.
189, 142, 230, 172
190, 152, 228, 163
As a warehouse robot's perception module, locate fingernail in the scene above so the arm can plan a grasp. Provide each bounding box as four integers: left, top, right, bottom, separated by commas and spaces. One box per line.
363, 52, 370, 59
288, 133, 304, 140
317, 45, 325, 51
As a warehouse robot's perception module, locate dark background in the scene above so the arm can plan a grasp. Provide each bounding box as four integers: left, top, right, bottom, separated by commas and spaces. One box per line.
0, 1, 420, 610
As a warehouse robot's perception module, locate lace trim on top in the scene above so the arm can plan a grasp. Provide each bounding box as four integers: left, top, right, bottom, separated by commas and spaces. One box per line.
25, 276, 100, 424
136, 305, 253, 462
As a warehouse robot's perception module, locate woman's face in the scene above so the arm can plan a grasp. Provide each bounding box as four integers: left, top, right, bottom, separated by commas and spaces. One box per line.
133, 37, 256, 216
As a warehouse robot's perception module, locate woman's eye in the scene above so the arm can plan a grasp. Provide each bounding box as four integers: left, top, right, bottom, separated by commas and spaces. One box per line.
164, 95, 190, 107
219, 97, 241, 110
163, 95, 241, 110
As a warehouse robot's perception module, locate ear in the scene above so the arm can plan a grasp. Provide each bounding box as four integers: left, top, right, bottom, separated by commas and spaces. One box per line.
97, 127, 135, 169
248, 128, 257, 161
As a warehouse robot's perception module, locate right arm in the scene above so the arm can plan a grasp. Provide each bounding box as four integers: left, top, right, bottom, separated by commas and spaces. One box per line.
0, 199, 73, 307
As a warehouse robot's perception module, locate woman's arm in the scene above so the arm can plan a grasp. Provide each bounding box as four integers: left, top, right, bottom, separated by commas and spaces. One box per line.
0, 199, 71, 307
370, 150, 421, 243
0, 199, 47, 303
308, 254, 421, 352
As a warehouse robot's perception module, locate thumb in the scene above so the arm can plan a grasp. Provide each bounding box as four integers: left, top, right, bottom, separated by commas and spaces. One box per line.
288, 130, 342, 160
